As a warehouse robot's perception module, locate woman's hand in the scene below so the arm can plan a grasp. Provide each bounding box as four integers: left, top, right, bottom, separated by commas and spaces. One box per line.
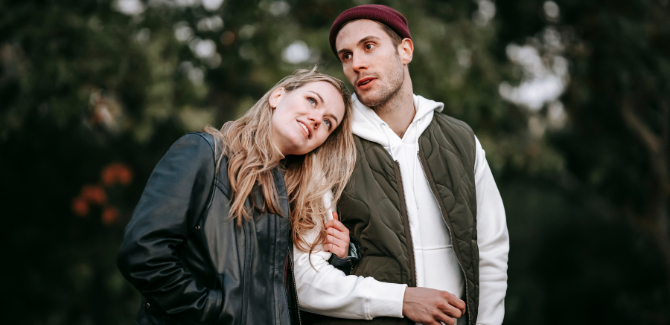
323, 212, 350, 259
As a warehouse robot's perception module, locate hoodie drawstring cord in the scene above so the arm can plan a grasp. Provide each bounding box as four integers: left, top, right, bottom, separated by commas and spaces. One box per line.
381, 122, 395, 160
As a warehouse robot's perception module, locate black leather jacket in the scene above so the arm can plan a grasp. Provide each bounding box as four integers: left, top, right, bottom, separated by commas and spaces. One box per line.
117, 132, 301, 325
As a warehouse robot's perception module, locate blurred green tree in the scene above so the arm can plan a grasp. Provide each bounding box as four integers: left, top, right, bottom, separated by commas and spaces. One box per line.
496, 0, 670, 323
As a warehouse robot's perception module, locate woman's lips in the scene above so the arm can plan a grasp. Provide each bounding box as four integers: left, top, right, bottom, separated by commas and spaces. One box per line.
297, 120, 311, 139
357, 77, 376, 90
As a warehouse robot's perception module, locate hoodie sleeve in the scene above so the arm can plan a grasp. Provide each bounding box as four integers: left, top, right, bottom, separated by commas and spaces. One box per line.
473, 136, 510, 325
293, 194, 407, 320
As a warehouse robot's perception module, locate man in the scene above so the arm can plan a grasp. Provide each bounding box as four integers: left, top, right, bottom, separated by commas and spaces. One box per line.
293, 5, 509, 325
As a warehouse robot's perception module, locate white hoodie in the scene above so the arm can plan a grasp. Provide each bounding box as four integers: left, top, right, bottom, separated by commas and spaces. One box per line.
294, 94, 509, 324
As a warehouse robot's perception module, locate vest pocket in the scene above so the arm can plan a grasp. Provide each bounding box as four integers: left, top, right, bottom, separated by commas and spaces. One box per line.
353, 256, 403, 284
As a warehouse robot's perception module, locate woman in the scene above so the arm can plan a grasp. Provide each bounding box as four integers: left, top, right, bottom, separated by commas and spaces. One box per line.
117, 68, 356, 325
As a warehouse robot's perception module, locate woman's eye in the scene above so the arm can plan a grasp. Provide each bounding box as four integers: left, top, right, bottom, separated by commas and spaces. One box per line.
342, 53, 352, 60
324, 119, 331, 129
307, 97, 316, 106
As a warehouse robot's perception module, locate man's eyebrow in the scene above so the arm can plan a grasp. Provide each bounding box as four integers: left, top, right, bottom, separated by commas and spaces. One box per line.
337, 35, 382, 56
357, 35, 381, 46
308, 91, 324, 104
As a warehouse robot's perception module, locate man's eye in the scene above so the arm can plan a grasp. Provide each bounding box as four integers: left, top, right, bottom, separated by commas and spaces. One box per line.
365, 44, 374, 50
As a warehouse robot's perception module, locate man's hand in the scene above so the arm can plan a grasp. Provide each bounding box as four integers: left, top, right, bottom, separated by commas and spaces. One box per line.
323, 212, 350, 259
402, 287, 466, 325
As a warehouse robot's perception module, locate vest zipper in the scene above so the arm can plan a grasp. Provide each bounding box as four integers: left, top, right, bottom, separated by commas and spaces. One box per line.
417, 149, 472, 325
393, 161, 418, 287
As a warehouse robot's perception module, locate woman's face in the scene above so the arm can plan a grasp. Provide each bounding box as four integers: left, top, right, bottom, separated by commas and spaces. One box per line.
270, 81, 346, 156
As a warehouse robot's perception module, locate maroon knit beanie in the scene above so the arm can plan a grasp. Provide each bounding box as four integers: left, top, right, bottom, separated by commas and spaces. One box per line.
329, 4, 411, 57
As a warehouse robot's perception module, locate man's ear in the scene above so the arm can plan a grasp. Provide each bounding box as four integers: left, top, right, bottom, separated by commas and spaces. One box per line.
399, 38, 414, 65
269, 87, 285, 108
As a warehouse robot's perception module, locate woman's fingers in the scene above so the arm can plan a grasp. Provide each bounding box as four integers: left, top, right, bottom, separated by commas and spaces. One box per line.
326, 226, 350, 251
324, 219, 349, 233
327, 234, 347, 248
325, 234, 348, 258
326, 225, 349, 240
324, 214, 350, 258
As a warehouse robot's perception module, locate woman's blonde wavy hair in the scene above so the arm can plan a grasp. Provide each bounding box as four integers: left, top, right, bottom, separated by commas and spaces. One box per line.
204, 68, 356, 252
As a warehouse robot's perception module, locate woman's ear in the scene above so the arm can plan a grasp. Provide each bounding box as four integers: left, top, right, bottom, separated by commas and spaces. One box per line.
269, 87, 285, 109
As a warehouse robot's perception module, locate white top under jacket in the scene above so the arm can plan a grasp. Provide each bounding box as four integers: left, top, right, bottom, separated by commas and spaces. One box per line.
293, 94, 510, 325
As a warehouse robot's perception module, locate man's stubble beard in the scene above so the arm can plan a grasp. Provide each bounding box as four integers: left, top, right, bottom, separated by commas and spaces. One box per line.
355, 53, 405, 112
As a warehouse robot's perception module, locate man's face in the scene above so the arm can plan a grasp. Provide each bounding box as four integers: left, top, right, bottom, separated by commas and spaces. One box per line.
335, 19, 405, 108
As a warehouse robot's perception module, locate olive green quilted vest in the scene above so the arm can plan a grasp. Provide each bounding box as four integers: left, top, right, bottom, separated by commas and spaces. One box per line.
307, 113, 479, 325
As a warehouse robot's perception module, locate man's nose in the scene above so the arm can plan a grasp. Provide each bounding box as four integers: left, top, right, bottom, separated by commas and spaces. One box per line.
352, 51, 368, 72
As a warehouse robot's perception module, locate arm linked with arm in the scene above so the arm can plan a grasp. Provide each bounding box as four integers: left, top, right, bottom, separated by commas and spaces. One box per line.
293, 208, 407, 320
117, 133, 222, 325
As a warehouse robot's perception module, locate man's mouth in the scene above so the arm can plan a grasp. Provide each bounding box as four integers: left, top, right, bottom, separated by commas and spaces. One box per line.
297, 120, 311, 139
357, 77, 376, 88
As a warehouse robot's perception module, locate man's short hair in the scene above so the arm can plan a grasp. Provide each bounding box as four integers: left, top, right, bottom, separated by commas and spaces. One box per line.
377, 21, 403, 49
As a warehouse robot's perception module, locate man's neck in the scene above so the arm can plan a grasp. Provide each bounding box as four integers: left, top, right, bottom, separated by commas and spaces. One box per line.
374, 76, 415, 139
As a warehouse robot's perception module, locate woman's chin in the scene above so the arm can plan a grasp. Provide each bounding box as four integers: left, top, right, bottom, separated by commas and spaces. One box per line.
288, 148, 311, 156
291, 143, 318, 156
279, 143, 308, 156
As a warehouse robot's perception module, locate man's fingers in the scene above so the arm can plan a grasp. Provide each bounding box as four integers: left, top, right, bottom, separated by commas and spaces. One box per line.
433, 311, 455, 325
440, 291, 465, 311
421, 320, 442, 325
446, 294, 466, 312
402, 287, 465, 325
437, 301, 463, 319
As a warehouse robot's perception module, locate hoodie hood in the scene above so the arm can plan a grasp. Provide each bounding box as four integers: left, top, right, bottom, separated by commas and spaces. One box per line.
351, 93, 444, 147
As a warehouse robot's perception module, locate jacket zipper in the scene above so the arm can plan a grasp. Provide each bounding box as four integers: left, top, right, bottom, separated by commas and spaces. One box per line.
417, 149, 472, 325
275, 167, 301, 325
393, 161, 418, 287
242, 219, 252, 325
287, 247, 302, 325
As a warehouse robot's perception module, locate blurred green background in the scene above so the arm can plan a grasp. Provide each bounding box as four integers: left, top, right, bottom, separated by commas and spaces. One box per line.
1, 0, 669, 324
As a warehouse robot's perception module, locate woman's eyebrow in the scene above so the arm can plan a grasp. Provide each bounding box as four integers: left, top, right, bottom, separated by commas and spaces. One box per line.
325, 113, 339, 126
308, 91, 324, 104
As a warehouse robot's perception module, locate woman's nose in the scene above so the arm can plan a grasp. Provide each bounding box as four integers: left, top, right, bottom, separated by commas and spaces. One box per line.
308, 114, 323, 129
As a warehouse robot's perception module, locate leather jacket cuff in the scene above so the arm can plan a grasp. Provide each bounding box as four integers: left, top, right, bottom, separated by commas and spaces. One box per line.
328, 236, 361, 275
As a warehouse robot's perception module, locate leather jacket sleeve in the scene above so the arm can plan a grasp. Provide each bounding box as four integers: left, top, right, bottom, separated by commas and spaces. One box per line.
117, 133, 222, 325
